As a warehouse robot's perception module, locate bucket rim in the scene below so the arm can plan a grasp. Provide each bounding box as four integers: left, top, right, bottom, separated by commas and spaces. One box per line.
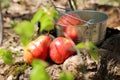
66, 10, 109, 24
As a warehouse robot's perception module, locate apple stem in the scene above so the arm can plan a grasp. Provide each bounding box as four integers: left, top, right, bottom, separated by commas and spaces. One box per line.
47, 31, 50, 36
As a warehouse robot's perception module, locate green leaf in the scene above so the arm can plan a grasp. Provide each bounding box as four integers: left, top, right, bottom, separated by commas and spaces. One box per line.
76, 42, 85, 49
87, 41, 99, 50
15, 20, 34, 38
50, 8, 59, 19
0, 49, 13, 65
31, 9, 46, 25
1, 0, 11, 8
21, 37, 31, 46
76, 41, 99, 61
60, 72, 74, 80
30, 59, 50, 80
32, 59, 48, 68
89, 50, 99, 61
14, 20, 34, 46
0, 49, 4, 56
8, 20, 17, 28
30, 66, 50, 80
40, 15, 55, 32
86, 41, 99, 61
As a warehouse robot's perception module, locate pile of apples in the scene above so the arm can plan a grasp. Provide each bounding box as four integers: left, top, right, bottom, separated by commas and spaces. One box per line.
24, 13, 82, 64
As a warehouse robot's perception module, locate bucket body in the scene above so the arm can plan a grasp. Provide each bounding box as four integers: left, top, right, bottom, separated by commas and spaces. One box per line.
56, 10, 108, 44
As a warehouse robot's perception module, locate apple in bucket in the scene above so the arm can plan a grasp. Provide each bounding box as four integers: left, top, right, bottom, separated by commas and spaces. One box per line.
57, 13, 81, 42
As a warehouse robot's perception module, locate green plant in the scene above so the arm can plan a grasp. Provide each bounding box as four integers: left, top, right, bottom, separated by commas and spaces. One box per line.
15, 7, 58, 46
30, 59, 50, 80
76, 41, 99, 61
8, 20, 17, 28
60, 72, 74, 80
1, 0, 11, 8
30, 59, 74, 80
31, 7, 59, 32
15, 20, 34, 46
0, 49, 13, 65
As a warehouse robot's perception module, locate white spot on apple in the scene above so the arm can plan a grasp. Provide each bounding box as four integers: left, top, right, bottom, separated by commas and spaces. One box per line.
55, 41, 61, 46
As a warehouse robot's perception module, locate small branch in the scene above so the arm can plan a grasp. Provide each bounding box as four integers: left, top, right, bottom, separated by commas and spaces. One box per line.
68, 0, 74, 10
72, 0, 78, 10
0, 1, 3, 45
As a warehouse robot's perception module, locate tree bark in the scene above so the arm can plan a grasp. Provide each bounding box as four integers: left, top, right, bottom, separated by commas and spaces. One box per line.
0, 1, 3, 45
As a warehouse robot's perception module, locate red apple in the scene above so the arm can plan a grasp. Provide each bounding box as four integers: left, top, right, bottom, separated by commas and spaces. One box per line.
57, 13, 81, 42
65, 26, 78, 42
57, 13, 81, 26
24, 35, 51, 64
49, 37, 76, 64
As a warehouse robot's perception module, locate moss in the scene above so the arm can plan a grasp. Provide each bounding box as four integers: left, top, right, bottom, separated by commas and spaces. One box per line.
6, 62, 30, 79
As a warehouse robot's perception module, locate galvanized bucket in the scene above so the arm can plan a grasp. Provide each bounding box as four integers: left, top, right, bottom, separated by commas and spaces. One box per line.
56, 10, 108, 44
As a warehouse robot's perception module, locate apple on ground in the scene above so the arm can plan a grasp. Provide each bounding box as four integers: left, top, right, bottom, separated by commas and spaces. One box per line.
49, 37, 76, 64
24, 35, 51, 64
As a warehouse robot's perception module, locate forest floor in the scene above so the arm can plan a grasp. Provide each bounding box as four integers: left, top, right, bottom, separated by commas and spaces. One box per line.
0, 0, 120, 80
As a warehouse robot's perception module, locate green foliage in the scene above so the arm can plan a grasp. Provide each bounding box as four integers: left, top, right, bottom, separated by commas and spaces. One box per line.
15, 20, 34, 38
50, 8, 59, 19
31, 7, 59, 32
76, 41, 99, 61
40, 15, 54, 32
15, 7, 59, 46
31, 9, 46, 25
20, 37, 31, 46
76, 42, 85, 49
30, 59, 74, 80
30, 59, 50, 80
60, 72, 74, 80
8, 20, 17, 28
14, 20, 34, 46
13, 5, 77, 80
0, 49, 13, 65
1, 0, 11, 8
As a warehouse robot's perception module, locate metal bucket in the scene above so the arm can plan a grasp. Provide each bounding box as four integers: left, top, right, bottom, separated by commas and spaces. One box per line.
56, 10, 108, 44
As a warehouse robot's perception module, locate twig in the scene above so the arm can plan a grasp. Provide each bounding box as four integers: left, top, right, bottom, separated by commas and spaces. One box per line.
68, 0, 74, 10
0, 1, 3, 45
72, 0, 77, 10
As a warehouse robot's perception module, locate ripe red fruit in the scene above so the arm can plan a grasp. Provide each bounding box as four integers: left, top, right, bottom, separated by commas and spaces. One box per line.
24, 35, 51, 64
57, 13, 81, 42
57, 13, 81, 27
65, 26, 78, 42
50, 37, 76, 64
